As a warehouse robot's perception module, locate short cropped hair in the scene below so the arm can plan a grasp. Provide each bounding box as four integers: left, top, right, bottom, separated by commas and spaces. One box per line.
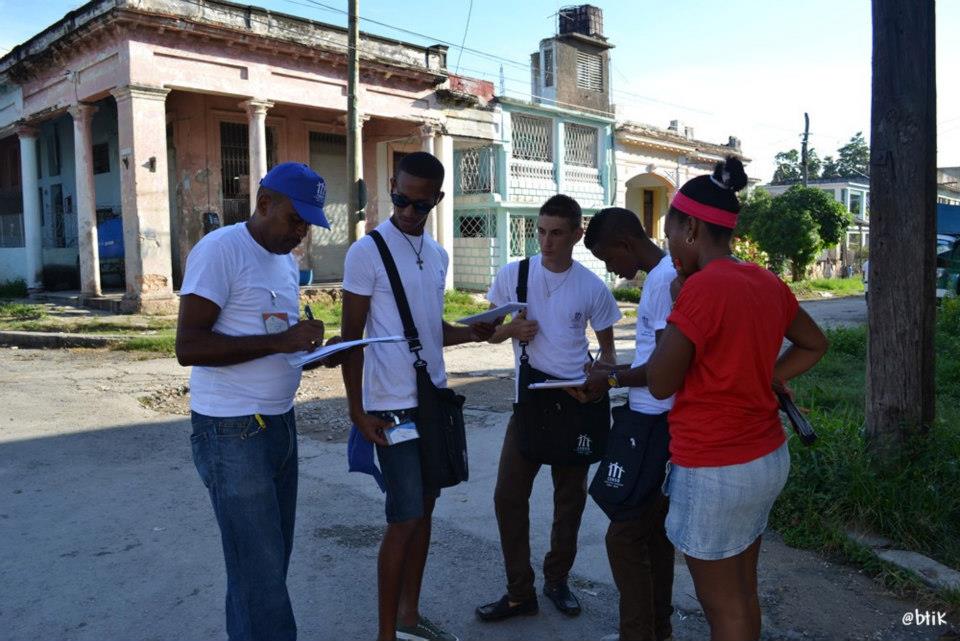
584, 207, 647, 250
396, 151, 445, 184
539, 194, 582, 229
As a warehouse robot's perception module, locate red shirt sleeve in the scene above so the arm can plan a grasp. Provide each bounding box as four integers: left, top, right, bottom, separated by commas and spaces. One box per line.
667, 272, 719, 355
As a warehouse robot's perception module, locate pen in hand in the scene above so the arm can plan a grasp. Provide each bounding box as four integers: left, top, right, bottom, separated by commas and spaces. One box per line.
304, 305, 315, 321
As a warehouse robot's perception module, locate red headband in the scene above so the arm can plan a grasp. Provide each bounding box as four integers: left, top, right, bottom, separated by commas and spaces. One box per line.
671, 191, 738, 229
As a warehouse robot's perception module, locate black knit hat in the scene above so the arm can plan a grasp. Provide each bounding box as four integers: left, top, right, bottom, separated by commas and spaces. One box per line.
671, 156, 748, 229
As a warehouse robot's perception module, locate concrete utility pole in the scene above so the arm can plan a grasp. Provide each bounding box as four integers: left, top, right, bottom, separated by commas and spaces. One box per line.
866, 0, 937, 461
347, 0, 363, 243
801, 112, 810, 187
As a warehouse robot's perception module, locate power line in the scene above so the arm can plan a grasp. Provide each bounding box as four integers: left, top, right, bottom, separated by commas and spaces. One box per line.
454, 0, 474, 74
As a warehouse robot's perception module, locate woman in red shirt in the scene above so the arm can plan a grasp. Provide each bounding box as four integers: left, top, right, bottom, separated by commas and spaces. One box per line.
647, 157, 828, 641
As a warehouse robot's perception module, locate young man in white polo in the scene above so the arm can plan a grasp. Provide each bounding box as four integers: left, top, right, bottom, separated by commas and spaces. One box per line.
340, 151, 494, 641
582, 206, 677, 641
476, 194, 622, 622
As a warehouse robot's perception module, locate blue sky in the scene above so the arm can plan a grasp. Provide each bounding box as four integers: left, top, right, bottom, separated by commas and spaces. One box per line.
0, 0, 957, 182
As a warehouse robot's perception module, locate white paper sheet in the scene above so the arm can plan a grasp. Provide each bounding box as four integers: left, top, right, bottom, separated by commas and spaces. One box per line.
455, 302, 527, 325
527, 378, 587, 390
286, 335, 406, 368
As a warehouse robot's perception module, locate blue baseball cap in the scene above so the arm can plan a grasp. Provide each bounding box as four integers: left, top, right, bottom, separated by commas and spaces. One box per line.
259, 162, 330, 229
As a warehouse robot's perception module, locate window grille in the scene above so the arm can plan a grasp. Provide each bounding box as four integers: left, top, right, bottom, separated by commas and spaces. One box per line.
220, 123, 278, 225
543, 48, 554, 88
564, 123, 598, 168
511, 114, 552, 162
510, 215, 538, 257
576, 51, 603, 92
0, 213, 23, 247
456, 146, 497, 194
454, 210, 497, 238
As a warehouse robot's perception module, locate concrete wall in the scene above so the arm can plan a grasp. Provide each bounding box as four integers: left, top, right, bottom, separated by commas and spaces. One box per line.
453, 237, 499, 292
553, 38, 611, 114
0, 248, 26, 281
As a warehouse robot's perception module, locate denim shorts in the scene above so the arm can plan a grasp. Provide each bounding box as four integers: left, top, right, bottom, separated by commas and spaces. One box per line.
371, 409, 441, 524
662, 441, 790, 560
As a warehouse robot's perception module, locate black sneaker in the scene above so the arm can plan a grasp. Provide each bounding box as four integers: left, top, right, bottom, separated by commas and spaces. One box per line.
475, 594, 539, 622
543, 582, 581, 617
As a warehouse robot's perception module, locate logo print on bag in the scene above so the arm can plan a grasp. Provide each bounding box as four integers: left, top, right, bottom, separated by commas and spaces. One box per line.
605, 461, 625, 488
576, 433, 592, 455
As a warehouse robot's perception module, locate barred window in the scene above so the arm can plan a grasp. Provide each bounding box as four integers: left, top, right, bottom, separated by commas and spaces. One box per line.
511, 114, 552, 162
564, 124, 598, 168
543, 48, 554, 88
576, 51, 603, 92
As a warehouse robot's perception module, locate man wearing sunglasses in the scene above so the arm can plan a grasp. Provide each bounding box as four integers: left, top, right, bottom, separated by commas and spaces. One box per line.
340, 151, 495, 641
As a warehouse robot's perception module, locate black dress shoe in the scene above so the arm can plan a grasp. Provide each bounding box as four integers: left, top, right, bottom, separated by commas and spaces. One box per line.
543, 582, 581, 616
475, 594, 539, 621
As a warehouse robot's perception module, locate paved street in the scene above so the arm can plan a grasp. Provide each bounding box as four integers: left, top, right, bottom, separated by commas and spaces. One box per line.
1, 296, 950, 641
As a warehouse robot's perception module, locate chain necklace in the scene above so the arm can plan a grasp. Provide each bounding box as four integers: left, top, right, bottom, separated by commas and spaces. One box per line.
541, 263, 573, 297
392, 219, 425, 269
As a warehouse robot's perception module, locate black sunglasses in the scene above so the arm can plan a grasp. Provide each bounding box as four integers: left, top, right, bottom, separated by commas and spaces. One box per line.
391, 192, 436, 216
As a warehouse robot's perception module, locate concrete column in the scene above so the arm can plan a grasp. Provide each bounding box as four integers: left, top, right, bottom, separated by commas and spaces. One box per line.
420, 124, 438, 239
17, 125, 42, 291
435, 133, 455, 290
111, 85, 175, 313
554, 118, 565, 194
242, 99, 273, 215
376, 141, 390, 228
69, 102, 101, 297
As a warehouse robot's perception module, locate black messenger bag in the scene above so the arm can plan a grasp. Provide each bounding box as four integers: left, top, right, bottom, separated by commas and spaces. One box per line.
369, 231, 468, 489
589, 405, 671, 521
513, 258, 610, 466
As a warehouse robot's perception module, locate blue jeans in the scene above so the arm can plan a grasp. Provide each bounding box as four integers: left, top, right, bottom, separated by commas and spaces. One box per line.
191, 409, 298, 641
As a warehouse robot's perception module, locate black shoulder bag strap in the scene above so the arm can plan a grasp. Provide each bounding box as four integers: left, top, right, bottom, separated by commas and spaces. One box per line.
369, 230, 425, 365
516, 258, 531, 364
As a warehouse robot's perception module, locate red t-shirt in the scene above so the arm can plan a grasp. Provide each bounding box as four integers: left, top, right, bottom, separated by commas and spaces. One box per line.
666, 259, 799, 467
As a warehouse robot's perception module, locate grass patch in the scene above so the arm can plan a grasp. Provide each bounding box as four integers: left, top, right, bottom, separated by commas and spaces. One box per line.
0, 279, 27, 298
111, 331, 176, 355
0, 302, 47, 321
772, 307, 960, 609
442, 290, 488, 323
613, 287, 641, 303
0, 317, 174, 333
789, 277, 864, 299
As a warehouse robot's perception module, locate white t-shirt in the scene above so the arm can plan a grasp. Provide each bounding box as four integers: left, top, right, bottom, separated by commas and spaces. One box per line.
342, 219, 449, 412
488, 255, 622, 400
629, 254, 677, 414
180, 223, 302, 417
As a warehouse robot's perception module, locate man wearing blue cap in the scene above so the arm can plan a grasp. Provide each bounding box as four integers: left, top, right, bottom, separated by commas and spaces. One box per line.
177, 162, 337, 641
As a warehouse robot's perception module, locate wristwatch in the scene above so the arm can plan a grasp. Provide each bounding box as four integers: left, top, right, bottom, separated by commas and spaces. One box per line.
607, 370, 620, 389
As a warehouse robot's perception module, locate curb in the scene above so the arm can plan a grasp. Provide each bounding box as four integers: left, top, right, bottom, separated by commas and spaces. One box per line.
846, 529, 960, 592
0, 330, 126, 349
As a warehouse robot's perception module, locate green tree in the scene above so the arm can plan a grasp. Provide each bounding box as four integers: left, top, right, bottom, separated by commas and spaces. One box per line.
806, 148, 823, 180
772, 148, 822, 183
836, 131, 870, 177
821, 155, 841, 178
735, 187, 772, 239
772, 149, 801, 183
751, 185, 852, 281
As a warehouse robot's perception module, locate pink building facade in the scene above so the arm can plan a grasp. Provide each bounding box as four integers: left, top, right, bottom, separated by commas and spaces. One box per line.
0, 0, 497, 311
